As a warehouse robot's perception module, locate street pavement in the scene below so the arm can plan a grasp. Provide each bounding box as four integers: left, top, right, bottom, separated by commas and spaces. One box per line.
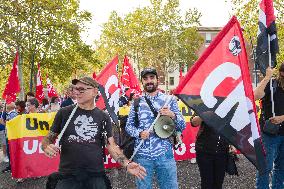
0, 154, 256, 189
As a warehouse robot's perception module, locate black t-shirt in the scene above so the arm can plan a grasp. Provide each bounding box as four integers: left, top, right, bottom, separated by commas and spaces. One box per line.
51, 105, 113, 173
262, 80, 284, 135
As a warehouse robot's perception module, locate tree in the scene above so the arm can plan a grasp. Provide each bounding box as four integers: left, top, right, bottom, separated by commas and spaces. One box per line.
0, 0, 98, 97
95, 0, 203, 90
230, 0, 284, 66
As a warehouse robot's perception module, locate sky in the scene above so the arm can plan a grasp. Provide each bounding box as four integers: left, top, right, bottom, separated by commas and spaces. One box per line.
79, 0, 233, 46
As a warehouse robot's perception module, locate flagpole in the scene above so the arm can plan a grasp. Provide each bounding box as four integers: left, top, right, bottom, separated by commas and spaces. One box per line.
268, 34, 275, 117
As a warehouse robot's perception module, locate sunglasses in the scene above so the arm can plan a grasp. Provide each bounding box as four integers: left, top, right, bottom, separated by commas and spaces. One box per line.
73, 87, 94, 93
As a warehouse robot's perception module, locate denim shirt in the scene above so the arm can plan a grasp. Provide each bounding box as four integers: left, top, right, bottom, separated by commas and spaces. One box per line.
125, 92, 186, 160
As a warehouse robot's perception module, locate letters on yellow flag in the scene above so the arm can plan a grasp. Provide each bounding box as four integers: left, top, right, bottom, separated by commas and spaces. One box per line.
6, 113, 56, 140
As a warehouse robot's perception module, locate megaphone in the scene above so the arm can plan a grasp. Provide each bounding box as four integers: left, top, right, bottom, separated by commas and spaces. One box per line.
153, 116, 175, 139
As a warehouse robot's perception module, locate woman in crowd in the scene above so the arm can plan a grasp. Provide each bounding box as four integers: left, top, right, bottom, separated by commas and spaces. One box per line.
191, 114, 229, 189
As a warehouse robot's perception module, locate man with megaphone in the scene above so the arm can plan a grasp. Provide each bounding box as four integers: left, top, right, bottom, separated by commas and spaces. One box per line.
126, 67, 186, 189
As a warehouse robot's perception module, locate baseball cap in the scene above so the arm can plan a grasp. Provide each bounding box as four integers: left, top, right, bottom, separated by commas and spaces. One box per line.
72, 76, 99, 88
141, 68, 158, 78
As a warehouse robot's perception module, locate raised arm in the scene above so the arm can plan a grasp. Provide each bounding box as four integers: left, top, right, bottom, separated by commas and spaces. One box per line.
254, 67, 274, 100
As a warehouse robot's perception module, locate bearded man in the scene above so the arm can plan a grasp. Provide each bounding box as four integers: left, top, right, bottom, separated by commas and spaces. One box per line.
126, 68, 186, 189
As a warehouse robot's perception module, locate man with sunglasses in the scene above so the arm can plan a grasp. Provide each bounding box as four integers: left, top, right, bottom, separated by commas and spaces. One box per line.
41, 76, 146, 189
126, 68, 186, 189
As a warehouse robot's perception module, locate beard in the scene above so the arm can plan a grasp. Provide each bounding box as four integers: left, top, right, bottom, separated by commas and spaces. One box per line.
143, 82, 158, 93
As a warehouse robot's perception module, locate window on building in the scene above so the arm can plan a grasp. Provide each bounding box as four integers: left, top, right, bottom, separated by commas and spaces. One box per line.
205, 33, 212, 44
169, 77, 174, 86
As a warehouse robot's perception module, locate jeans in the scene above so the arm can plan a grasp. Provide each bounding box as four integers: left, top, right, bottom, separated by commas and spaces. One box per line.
256, 133, 284, 189
196, 151, 227, 189
135, 149, 178, 189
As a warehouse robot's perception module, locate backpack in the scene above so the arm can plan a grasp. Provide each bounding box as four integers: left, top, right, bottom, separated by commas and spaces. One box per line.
119, 98, 140, 159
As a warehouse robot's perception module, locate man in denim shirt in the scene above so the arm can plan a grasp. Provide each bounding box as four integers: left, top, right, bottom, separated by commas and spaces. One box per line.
126, 68, 186, 189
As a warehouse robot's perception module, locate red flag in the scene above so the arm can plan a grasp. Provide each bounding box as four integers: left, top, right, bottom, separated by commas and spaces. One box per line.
120, 56, 141, 97
46, 75, 58, 98
92, 72, 97, 79
96, 56, 120, 126
175, 16, 266, 173
2, 52, 21, 103
35, 63, 45, 103
256, 0, 279, 75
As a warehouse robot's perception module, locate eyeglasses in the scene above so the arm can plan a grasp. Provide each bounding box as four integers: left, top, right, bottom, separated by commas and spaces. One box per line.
73, 87, 94, 93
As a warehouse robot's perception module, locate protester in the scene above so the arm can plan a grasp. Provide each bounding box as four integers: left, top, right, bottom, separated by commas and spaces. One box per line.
190, 114, 229, 189
15, 100, 26, 115
126, 68, 186, 189
254, 64, 284, 189
40, 98, 50, 112
50, 96, 60, 112
26, 98, 39, 113
25, 92, 35, 102
0, 105, 7, 163
60, 84, 76, 108
41, 76, 146, 189
0, 102, 18, 173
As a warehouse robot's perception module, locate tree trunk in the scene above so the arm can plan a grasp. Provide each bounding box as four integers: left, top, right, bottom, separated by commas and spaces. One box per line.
18, 49, 25, 100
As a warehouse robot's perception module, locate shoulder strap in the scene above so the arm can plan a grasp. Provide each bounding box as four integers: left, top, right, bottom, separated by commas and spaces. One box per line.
55, 105, 78, 146
144, 97, 158, 117
133, 97, 140, 128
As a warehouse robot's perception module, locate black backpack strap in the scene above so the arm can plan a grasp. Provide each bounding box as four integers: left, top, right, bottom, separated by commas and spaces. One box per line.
144, 96, 158, 117
133, 97, 140, 127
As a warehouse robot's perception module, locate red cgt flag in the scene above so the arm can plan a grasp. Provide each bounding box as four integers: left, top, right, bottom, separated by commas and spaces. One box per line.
2, 52, 21, 103
120, 55, 141, 97
35, 63, 45, 103
175, 16, 266, 174
95, 56, 120, 126
46, 75, 58, 98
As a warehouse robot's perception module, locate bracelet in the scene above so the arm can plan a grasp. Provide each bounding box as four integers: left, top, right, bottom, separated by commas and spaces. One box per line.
125, 161, 131, 169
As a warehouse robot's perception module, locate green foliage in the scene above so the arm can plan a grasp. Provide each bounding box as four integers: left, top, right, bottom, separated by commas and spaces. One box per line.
231, 0, 284, 66
95, 0, 203, 79
0, 0, 98, 95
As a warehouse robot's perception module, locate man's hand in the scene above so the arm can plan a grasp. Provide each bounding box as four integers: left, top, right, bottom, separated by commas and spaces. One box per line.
43, 144, 60, 158
140, 131, 150, 139
265, 67, 275, 79
0, 118, 5, 125
160, 106, 176, 120
191, 116, 202, 126
126, 162, 147, 179
269, 116, 284, 125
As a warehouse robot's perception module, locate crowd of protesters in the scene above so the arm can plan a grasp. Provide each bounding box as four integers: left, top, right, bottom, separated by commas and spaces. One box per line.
1, 64, 284, 189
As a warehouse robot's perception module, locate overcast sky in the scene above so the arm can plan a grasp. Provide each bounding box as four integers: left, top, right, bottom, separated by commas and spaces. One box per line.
79, 0, 233, 45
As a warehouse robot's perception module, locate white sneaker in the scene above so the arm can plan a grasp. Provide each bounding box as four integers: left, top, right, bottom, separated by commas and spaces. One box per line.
3, 156, 9, 163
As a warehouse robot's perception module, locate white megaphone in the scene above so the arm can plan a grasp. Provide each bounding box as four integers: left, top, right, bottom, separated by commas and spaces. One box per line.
153, 115, 175, 139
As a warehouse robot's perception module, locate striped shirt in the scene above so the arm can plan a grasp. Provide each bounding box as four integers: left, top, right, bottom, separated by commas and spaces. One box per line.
125, 92, 186, 160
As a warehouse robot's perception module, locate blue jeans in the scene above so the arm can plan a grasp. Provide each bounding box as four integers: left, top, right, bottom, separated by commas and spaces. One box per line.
135, 149, 178, 189
256, 133, 284, 189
